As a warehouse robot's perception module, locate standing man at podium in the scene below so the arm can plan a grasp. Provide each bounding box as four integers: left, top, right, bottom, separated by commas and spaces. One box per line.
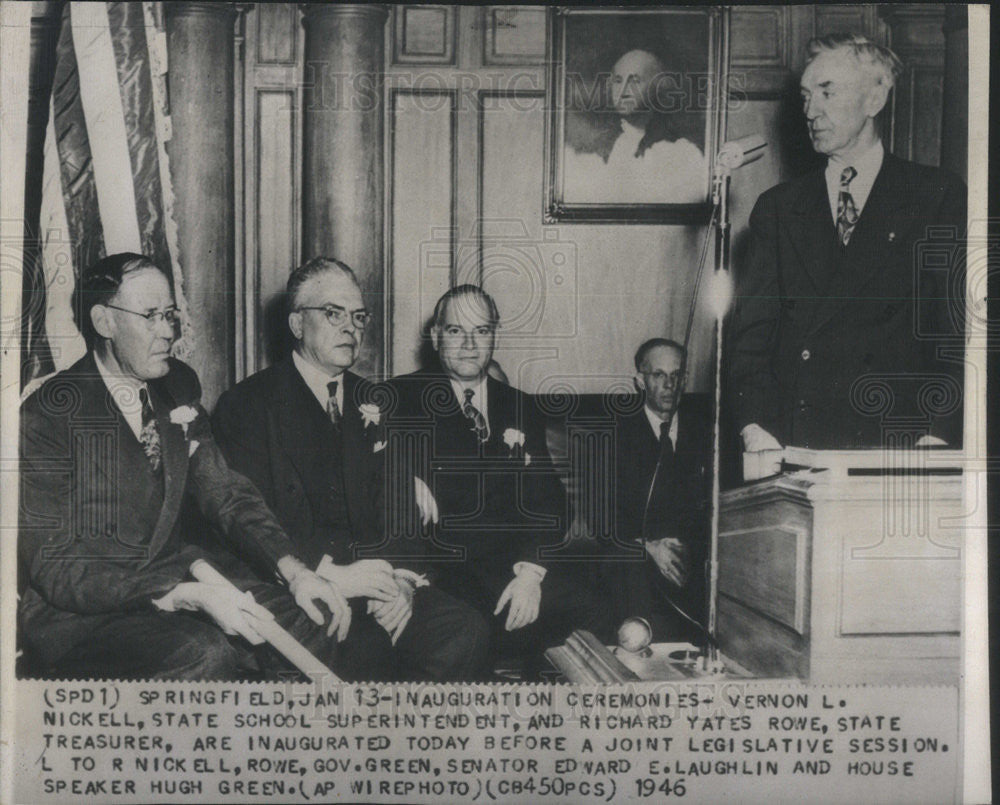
606, 339, 712, 642
728, 34, 966, 452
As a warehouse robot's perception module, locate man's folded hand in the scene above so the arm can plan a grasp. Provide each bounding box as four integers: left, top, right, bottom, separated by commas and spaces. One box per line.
153, 582, 273, 646
368, 577, 415, 645
316, 556, 398, 602
279, 556, 352, 641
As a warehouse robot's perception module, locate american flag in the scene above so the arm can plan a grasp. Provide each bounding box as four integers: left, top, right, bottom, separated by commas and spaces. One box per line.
21, 1, 190, 391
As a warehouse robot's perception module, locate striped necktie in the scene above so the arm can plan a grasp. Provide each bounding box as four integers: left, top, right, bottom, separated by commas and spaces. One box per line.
462, 388, 489, 443
326, 380, 341, 426
836, 165, 859, 247
138, 387, 162, 473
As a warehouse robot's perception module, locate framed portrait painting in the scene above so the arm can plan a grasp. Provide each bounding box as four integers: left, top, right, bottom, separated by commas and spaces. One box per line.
545, 6, 729, 224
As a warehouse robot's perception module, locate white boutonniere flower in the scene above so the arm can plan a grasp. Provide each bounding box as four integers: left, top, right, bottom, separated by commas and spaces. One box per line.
169, 405, 199, 437
359, 403, 381, 428
503, 428, 526, 449
503, 428, 531, 465
373, 440, 387, 453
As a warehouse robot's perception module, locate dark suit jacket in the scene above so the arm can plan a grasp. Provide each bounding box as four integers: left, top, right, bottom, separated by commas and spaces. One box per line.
386, 369, 566, 578
18, 354, 296, 667
610, 394, 712, 622
727, 152, 966, 449
614, 394, 712, 546
212, 357, 392, 571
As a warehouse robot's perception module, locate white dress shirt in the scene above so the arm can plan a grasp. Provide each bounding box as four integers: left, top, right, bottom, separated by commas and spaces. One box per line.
644, 404, 679, 447
95, 351, 147, 440
825, 140, 884, 223
563, 119, 707, 204
293, 349, 344, 413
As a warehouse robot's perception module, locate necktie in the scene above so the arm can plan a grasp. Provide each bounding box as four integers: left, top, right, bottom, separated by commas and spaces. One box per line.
462, 388, 490, 443
138, 387, 162, 473
836, 165, 859, 247
642, 421, 674, 541
326, 380, 341, 426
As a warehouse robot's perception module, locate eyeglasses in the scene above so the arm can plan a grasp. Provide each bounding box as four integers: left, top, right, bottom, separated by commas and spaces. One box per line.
297, 304, 371, 329
644, 370, 684, 388
104, 304, 180, 328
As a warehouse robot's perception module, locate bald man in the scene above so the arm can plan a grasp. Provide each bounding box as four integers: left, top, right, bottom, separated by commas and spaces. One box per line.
564, 48, 706, 204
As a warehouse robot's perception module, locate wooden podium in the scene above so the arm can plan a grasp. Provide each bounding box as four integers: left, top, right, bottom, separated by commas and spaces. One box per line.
717, 449, 964, 685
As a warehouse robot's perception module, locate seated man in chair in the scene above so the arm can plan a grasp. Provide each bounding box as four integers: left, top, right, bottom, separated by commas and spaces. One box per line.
385, 285, 612, 673
18, 253, 351, 681
213, 258, 488, 682
604, 338, 712, 644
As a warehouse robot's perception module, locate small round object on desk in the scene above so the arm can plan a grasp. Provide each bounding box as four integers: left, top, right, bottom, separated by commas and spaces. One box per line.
617, 617, 652, 653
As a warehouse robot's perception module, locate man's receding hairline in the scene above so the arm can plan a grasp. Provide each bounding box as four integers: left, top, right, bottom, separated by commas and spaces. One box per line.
639, 343, 684, 368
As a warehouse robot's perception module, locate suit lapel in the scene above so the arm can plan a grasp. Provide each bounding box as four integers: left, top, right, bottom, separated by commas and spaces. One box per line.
271, 357, 330, 491
144, 379, 189, 564
339, 372, 371, 525
807, 154, 912, 336
784, 169, 839, 292
69, 355, 132, 486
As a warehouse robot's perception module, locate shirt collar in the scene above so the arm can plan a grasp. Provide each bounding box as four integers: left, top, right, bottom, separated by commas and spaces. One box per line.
825, 139, 884, 218
450, 376, 488, 418
94, 349, 147, 437
644, 403, 678, 445
293, 349, 344, 412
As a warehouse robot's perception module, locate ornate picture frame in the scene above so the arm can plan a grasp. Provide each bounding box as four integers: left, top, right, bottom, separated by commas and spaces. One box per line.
544, 6, 729, 224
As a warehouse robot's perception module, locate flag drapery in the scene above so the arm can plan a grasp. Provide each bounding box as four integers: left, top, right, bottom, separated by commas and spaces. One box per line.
21, 1, 191, 392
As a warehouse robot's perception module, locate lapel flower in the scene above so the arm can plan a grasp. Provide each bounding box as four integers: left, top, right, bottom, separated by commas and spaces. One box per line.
169, 405, 199, 437
502, 428, 526, 449
373, 440, 387, 453
359, 403, 381, 428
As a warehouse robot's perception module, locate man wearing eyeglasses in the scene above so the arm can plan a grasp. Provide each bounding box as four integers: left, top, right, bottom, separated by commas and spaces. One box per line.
386, 285, 611, 675
213, 258, 489, 681
604, 338, 712, 642
18, 252, 353, 681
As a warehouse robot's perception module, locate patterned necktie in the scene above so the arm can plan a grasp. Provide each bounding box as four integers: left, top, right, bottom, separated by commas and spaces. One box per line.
462, 388, 490, 443
326, 380, 341, 426
138, 387, 162, 473
836, 165, 859, 247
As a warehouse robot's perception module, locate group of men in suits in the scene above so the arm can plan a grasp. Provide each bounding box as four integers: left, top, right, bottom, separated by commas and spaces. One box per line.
18, 33, 965, 682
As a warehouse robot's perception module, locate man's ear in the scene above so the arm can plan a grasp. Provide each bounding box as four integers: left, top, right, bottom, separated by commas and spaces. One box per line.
430, 326, 440, 352
91, 305, 114, 340
634, 372, 646, 393
864, 77, 891, 118
288, 311, 303, 341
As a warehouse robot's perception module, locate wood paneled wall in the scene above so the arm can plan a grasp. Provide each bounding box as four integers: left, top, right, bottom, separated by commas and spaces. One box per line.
236, 5, 953, 391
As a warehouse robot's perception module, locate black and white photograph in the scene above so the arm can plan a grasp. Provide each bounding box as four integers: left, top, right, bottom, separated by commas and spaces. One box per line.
545, 6, 725, 221
0, 3, 991, 804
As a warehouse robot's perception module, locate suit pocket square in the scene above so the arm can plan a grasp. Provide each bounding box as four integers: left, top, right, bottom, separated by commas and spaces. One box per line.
373, 440, 387, 453
188, 440, 200, 457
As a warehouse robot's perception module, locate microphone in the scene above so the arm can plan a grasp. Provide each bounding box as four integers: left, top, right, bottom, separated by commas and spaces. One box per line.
714, 134, 767, 173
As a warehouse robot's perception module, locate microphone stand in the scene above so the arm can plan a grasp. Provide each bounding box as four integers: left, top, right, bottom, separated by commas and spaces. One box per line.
700, 166, 731, 674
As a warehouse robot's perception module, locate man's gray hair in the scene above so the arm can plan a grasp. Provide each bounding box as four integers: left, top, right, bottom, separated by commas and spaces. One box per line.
286, 256, 359, 310
805, 33, 903, 89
